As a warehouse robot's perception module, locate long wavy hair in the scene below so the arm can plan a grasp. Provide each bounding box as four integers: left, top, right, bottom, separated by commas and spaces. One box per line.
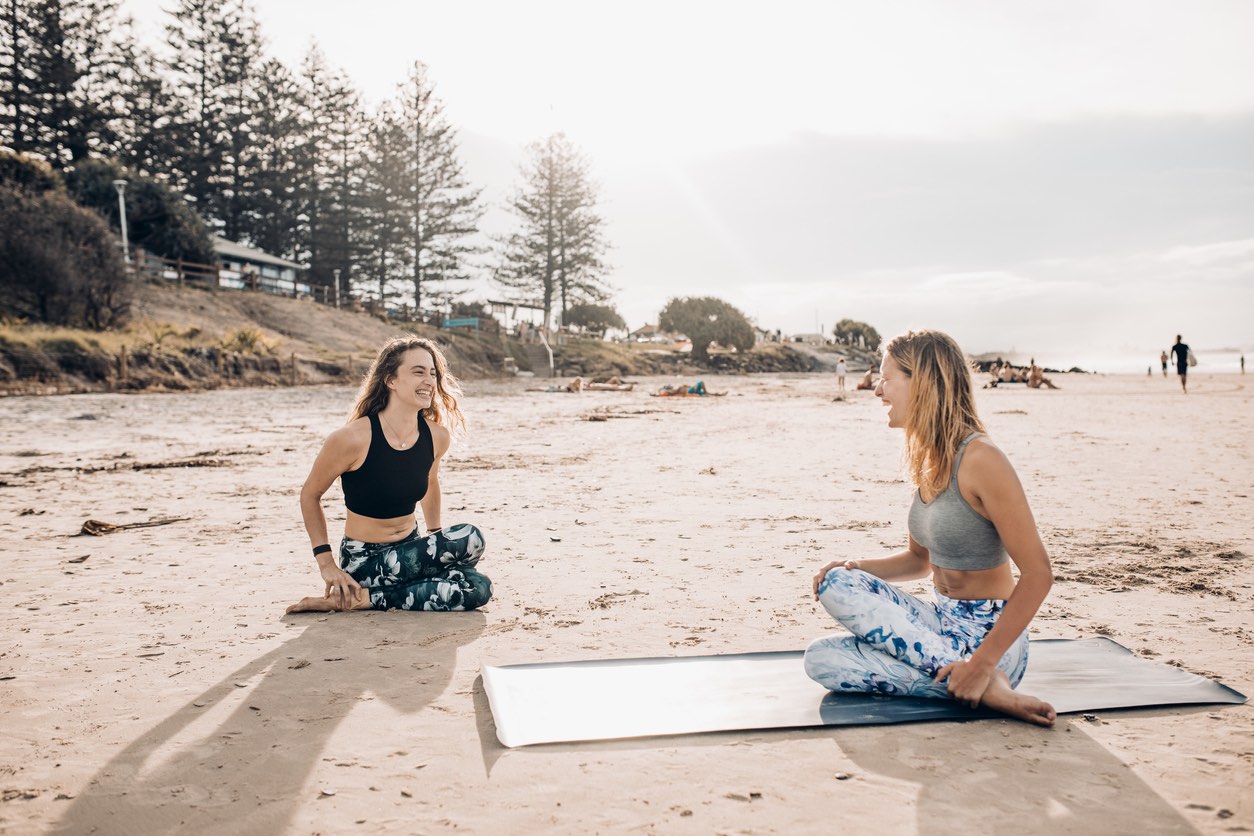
350, 336, 466, 434
883, 329, 985, 500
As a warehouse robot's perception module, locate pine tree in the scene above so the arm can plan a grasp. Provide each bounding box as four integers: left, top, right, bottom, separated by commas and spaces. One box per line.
391, 61, 483, 312
498, 132, 611, 329
117, 45, 183, 183
0, 0, 135, 164
160, 0, 263, 238
358, 103, 413, 308
1, 0, 37, 153
160, 0, 221, 207
213, 0, 262, 240
299, 45, 366, 300
241, 57, 311, 260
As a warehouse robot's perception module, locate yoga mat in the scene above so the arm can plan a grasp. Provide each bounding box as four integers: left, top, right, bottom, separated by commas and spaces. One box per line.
482, 637, 1246, 748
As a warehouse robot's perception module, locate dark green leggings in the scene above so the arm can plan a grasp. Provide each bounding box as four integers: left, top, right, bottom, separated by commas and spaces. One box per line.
338, 523, 491, 611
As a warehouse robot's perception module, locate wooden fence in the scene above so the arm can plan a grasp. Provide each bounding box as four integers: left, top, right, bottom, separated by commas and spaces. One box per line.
129, 249, 501, 334
131, 248, 336, 305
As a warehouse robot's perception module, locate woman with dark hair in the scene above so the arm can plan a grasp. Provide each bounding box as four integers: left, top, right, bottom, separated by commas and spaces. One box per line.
286, 336, 491, 613
805, 329, 1055, 726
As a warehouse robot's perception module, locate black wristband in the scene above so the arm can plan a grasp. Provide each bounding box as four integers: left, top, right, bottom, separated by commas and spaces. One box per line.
312, 544, 332, 557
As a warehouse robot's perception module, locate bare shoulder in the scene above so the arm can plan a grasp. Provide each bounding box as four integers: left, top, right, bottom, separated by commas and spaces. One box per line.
324, 416, 371, 455
962, 436, 1022, 490
427, 419, 452, 458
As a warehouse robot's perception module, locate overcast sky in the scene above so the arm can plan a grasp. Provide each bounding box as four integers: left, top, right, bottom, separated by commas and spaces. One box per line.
122, 0, 1254, 369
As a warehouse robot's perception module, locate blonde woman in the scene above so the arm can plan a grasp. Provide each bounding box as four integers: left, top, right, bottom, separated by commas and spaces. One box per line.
805, 329, 1055, 726
287, 336, 490, 614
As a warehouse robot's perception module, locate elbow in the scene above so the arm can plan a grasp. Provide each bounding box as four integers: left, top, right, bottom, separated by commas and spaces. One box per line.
1029, 563, 1054, 595
299, 484, 323, 512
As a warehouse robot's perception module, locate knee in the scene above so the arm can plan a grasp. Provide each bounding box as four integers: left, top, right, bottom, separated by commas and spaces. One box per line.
803, 635, 854, 687
461, 572, 493, 611
802, 639, 826, 681
443, 523, 486, 557
816, 566, 864, 602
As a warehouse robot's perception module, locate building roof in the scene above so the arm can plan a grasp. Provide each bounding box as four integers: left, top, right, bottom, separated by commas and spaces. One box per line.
212, 235, 304, 270
487, 299, 546, 311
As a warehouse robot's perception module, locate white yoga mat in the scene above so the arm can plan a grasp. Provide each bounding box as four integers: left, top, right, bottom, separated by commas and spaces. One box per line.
482, 637, 1246, 748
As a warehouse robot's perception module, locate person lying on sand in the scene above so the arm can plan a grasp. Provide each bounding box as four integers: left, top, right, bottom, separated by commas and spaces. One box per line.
584, 378, 635, 391
287, 336, 491, 614
531, 376, 585, 393
856, 368, 876, 390
654, 381, 725, 396
806, 329, 1056, 727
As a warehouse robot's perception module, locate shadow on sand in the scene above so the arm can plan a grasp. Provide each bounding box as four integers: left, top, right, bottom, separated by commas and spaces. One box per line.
54, 611, 485, 835
473, 683, 1201, 833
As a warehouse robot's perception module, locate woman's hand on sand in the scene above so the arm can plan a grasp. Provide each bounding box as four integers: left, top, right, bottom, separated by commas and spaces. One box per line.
812, 560, 860, 600
320, 565, 363, 611
934, 658, 994, 709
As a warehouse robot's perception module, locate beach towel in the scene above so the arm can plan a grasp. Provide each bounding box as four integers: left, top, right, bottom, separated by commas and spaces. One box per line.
482, 637, 1245, 748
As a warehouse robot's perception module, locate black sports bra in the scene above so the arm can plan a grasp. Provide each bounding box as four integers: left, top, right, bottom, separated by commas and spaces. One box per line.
340, 412, 433, 519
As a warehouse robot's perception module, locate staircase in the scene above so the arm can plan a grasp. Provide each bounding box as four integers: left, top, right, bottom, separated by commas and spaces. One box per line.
522, 343, 553, 377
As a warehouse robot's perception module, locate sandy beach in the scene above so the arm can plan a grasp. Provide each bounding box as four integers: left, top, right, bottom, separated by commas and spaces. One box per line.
1, 370, 1251, 834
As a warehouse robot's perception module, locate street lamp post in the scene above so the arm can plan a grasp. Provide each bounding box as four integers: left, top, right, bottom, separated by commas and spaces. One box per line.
112, 179, 130, 264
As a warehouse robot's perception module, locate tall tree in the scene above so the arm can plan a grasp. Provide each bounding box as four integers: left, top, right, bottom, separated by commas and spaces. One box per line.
358, 103, 413, 308
498, 132, 611, 329
212, 0, 261, 240
0, 0, 136, 164
161, 0, 263, 236
299, 44, 365, 300
1, 0, 37, 153
552, 139, 609, 324
239, 57, 310, 259
112, 43, 177, 178
391, 61, 483, 312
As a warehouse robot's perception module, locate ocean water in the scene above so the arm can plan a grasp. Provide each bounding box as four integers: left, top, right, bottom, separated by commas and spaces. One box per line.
975, 347, 1251, 375
1062, 348, 1251, 375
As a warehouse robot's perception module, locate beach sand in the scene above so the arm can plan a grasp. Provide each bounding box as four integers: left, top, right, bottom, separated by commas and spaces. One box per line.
1, 371, 1251, 834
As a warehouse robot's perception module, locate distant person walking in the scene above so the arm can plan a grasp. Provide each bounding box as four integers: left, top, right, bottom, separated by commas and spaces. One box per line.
835, 357, 848, 400
1169, 335, 1191, 394
1160, 350, 1168, 377
1242, 354, 1246, 375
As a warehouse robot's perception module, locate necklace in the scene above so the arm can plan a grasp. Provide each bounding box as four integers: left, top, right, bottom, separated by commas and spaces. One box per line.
379, 412, 417, 450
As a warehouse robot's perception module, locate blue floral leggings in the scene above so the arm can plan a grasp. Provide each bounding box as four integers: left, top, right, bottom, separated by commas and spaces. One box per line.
804, 568, 1028, 699
339, 523, 491, 612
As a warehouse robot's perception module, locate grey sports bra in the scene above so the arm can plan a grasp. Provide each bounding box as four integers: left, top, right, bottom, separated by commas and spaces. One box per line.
907, 433, 1008, 571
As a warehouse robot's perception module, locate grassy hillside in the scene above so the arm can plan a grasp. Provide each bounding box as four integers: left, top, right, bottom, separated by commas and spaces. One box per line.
0, 282, 855, 395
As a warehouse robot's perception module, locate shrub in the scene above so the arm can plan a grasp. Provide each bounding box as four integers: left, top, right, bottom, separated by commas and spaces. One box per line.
0, 149, 65, 195
63, 158, 214, 264
0, 185, 132, 330
221, 327, 272, 354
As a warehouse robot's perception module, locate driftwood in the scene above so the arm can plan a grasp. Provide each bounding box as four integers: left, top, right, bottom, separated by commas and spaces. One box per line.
80, 516, 191, 536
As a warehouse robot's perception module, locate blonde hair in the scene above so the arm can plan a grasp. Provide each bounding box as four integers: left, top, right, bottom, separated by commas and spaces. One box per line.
883, 329, 984, 500
351, 336, 466, 434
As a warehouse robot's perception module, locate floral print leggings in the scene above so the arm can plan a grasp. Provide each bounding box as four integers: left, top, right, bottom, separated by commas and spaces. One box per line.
804, 568, 1028, 699
339, 523, 491, 612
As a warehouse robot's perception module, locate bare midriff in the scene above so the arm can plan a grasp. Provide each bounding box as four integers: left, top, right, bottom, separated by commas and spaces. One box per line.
344, 510, 418, 544
931, 562, 1015, 600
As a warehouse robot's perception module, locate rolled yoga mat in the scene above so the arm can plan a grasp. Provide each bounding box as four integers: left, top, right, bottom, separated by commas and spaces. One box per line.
482, 637, 1246, 748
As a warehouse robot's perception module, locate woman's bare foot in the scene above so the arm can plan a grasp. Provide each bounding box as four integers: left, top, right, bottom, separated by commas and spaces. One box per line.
285, 588, 372, 614
979, 669, 1056, 727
